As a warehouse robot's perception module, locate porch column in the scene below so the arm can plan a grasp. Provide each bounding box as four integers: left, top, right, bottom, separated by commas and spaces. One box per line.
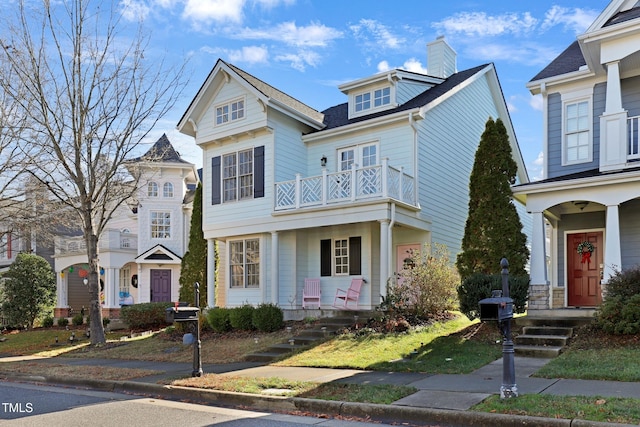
57, 271, 68, 307
207, 238, 216, 307
530, 212, 548, 285
604, 204, 622, 283
379, 219, 390, 302
605, 61, 623, 114
529, 211, 549, 311
600, 61, 628, 172
271, 231, 279, 305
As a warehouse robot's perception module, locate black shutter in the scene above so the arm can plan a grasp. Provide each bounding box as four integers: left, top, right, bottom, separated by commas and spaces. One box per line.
349, 236, 361, 276
320, 239, 332, 277
254, 146, 264, 198
211, 156, 221, 205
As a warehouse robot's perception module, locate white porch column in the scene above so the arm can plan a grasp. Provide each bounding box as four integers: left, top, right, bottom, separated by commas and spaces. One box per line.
104, 268, 118, 308
271, 231, 279, 305
57, 272, 68, 308
600, 61, 628, 172
530, 212, 548, 286
604, 204, 622, 283
379, 219, 390, 302
207, 238, 216, 308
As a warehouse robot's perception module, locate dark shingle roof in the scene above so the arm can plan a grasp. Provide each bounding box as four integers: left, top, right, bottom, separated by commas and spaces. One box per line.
604, 6, 640, 27
319, 64, 490, 131
513, 165, 640, 189
131, 134, 190, 164
530, 41, 586, 82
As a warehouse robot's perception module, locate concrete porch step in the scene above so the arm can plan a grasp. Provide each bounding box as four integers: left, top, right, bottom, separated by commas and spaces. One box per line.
515, 334, 570, 347
514, 344, 564, 358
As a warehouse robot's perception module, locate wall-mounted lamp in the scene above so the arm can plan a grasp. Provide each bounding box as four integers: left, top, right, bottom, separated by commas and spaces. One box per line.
573, 201, 589, 211
83, 278, 88, 286
320, 155, 327, 167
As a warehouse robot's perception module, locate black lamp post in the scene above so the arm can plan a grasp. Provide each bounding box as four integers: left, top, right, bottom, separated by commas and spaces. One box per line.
499, 258, 517, 398
192, 282, 203, 377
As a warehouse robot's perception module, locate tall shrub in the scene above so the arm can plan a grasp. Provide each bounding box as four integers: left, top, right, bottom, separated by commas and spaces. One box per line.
1, 253, 56, 328
455, 118, 529, 279
179, 182, 208, 307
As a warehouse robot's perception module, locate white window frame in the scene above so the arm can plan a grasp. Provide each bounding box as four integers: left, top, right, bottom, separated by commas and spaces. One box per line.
216, 97, 245, 126
163, 182, 174, 198
334, 238, 349, 275
337, 142, 379, 171
228, 237, 260, 288
222, 149, 254, 203
119, 267, 130, 295
150, 211, 171, 239
561, 89, 593, 166
147, 182, 158, 197
351, 85, 392, 118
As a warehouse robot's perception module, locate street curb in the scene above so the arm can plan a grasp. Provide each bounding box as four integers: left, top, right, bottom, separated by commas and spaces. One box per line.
4, 374, 637, 427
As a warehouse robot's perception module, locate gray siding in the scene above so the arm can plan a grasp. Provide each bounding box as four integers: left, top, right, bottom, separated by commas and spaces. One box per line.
547, 83, 604, 178
620, 199, 640, 270
622, 75, 640, 117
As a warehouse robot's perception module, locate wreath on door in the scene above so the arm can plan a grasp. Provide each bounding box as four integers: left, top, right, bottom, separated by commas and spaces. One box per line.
577, 241, 594, 264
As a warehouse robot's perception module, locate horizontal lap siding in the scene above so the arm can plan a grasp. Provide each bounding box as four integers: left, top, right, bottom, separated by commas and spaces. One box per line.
272, 111, 310, 182
396, 81, 433, 105
620, 199, 640, 270
418, 75, 499, 260
622, 75, 640, 117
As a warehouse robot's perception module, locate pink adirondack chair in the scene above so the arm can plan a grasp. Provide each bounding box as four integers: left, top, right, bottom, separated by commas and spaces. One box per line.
302, 278, 321, 309
333, 278, 364, 309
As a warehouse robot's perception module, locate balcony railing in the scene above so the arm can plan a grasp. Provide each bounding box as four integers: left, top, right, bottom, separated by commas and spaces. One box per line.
275, 158, 416, 211
55, 230, 137, 256
628, 115, 640, 161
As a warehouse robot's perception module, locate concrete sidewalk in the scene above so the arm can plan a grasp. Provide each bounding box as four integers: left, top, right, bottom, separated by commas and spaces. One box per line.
3, 355, 640, 427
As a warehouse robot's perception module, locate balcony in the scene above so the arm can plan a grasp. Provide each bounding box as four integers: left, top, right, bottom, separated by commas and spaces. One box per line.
628, 115, 640, 161
275, 158, 416, 211
55, 230, 137, 256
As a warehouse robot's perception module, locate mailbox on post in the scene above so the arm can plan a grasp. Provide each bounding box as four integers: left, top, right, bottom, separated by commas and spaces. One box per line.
165, 305, 199, 323
479, 295, 513, 322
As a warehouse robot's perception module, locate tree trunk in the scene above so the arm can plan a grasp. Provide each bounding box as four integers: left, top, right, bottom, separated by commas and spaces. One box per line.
86, 233, 106, 344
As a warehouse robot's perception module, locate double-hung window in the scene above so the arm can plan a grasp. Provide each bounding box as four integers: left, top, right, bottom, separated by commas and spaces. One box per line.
229, 238, 260, 288
147, 182, 158, 197
320, 237, 361, 277
150, 211, 171, 239
222, 149, 253, 202
163, 182, 174, 198
562, 89, 593, 165
216, 98, 245, 125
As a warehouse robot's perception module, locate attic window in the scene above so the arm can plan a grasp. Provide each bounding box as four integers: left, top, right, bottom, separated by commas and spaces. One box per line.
352, 86, 392, 117
216, 98, 245, 125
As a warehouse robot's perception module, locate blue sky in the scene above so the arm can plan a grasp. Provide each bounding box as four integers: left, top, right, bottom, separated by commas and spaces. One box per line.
121, 0, 607, 180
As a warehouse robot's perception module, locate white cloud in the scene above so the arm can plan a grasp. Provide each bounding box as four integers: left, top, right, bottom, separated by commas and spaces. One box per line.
200, 45, 269, 64
433, 12, 537, 37
530, 151, 545, 181
507, 95, 517, 113
120, 0, 151, 21
463, 42, 562, 67
237, 21, 343, 47
541, 6, 599, 35
376, 58, 427, 74
275, 50, 321, 72
377, 60, 390, 72
529, 94, 543, 112
253, 0, 296, 8
350, 19, 404, 49
182, 0, 246, 25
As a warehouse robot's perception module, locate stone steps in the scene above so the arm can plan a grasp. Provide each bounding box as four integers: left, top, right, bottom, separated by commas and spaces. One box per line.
245, 314, 364, 363
513, 316, 592, 358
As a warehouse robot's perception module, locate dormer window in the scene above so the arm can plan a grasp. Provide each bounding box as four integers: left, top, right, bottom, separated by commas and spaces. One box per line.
354, 86, 391, 113
374, 87, 390, 107
216, 98, 245, 125
355, 93, 371, 112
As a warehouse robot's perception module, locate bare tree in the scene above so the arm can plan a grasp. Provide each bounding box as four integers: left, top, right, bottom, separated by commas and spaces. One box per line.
0, 0, 187, 344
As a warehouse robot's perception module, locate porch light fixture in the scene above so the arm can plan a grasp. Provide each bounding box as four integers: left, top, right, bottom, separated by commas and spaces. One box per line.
573, 201, 589, 211
320, 155, 327, 167
83, 278, 88, 286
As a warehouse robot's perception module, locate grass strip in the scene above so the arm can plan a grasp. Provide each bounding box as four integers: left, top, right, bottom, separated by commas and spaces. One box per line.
535, 348, 640, 381
474, 394, 640, 425
172, 374, 416, 404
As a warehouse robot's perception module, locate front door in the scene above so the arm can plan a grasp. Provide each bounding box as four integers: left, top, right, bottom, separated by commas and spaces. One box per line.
567, 232, 603, 307
150, 269, 171, 302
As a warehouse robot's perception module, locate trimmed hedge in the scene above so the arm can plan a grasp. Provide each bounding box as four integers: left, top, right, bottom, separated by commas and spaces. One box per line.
457, 273, 529, 320
252, 303, 284, 332
120, 302, 173, 329
207, 307, 231, 333
229, 304, 255, 331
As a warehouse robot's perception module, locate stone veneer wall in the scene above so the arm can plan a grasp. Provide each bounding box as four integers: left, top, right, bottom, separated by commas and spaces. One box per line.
528, 284, 550, 310
552, 288, 565, 308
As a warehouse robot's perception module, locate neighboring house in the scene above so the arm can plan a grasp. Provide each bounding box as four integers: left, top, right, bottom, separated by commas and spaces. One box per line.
178, 37, 529, 315
513, 0, 640, 316
53, 134, 199, 318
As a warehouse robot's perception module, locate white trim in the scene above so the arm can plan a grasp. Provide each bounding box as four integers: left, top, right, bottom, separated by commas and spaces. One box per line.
215, 96, 246, 127
226, 235, 262, 289
561, 88, 594, 166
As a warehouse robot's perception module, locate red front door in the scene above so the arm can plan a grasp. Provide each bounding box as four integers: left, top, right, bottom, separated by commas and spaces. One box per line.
150, 269, 171, 302
567, 232, 603, 307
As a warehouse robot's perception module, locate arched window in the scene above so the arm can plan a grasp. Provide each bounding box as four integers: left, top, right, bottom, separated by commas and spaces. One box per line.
163, 182, 174, 198
147, 182, 158, 197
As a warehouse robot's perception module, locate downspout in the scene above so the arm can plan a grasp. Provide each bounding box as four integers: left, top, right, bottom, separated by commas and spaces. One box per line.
387, 203, 396, 288
409, 112, 420, 208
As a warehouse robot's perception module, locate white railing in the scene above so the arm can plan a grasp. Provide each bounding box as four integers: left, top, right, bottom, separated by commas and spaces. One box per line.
628, 115, 640, 160
275, 158, 416, 211
55, 230, 137, 255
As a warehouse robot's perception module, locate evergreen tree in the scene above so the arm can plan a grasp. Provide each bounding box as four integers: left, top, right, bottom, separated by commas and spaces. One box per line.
179, 182, 208, 307
1, 253, 56, 328
456, 118, 529, 279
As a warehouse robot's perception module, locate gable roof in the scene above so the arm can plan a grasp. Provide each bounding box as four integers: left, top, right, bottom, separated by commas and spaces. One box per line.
320, 64, 489, 131
177, 59, 325, 136
135, 244, 182, 264
529, 41, 586, 82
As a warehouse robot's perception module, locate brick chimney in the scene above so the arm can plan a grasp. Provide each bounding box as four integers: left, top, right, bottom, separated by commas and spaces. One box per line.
427, 36, 457, 78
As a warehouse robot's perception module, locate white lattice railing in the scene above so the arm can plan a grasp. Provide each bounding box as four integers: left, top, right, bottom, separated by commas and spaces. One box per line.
55, 230, 137, 255
274, 158, 416, 211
